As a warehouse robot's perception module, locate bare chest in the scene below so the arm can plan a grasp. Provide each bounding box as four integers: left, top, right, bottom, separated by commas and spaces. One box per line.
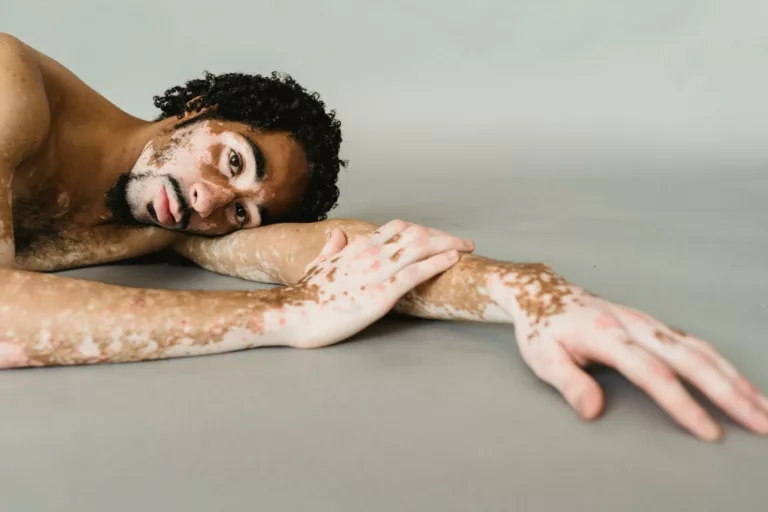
10, 142, 178, 271
11, 129, 133, 261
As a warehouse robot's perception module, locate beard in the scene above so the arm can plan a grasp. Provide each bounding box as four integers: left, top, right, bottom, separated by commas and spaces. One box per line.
105, 172, 144, 226
105, 172, 192, 230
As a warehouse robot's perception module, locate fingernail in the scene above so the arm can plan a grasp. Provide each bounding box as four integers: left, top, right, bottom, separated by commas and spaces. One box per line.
702, 422, 723, 442
755, 413, 768, 435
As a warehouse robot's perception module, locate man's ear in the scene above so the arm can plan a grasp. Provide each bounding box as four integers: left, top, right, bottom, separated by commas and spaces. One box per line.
181, 96, 214, 119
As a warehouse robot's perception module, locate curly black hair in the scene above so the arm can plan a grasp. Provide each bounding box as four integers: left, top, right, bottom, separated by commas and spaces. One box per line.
152, 71, 347, 223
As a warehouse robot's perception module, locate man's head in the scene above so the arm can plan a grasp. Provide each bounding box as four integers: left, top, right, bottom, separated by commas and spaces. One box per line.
106, 71, 346, 235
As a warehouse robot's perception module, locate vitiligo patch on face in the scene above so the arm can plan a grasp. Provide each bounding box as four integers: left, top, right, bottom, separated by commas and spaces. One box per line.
121, 120, 311, 235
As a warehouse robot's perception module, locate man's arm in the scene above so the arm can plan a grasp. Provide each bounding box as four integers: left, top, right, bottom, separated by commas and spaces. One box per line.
0, 266, 300, 367
0, 33, 52, 268
1, 221, 468, 367
173, 219, 768, 441
172, 218, 504, 321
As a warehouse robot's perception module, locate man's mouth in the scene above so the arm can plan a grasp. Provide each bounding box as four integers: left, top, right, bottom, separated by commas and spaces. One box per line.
147, 177, 191, 229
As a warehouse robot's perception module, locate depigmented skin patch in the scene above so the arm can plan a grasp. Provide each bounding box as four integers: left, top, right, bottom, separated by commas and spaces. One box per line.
0, 340, 30, 368
173, 219, 570, 327
0, 268, 327, 367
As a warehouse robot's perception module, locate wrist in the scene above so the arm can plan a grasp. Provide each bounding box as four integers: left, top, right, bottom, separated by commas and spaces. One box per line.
229, 285, 319, 348
485, 271, 523, 324
485, 261, 577, 326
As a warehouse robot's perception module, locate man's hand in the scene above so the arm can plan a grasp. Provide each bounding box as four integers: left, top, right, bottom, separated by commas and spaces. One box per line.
172, 217, 767, 441
285, 219, 474, 348
486, 264, 768, 442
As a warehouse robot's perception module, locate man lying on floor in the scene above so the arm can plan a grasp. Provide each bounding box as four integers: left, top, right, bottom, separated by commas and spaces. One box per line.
0, 33, 766, 442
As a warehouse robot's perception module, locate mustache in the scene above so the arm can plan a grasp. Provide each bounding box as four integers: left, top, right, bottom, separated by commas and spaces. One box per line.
106, 172, 193, 231
166, 175, 192, 230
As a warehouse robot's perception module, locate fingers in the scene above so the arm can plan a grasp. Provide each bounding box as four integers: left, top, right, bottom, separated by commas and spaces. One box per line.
318, 228, 348, 261
396, 223, 474, 252
528, 343, 605, 420
682, 334, 768, 409
391, 235, 473, 272
614, 311, 768, 436
368, 224, 473, 277
368, 220, 475, 253
302, 228, 348, 278
367, 219, 411, 245
668, 345, 768, 435
575, 334, 724, 441
391, 250, 460, 295
309, 228, 347, 267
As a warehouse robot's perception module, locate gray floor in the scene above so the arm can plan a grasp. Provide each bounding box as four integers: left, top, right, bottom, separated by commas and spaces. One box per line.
1, 167, 767, 511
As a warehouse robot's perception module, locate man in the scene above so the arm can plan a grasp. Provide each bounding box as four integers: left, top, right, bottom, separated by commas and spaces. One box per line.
0, 33, 765, 442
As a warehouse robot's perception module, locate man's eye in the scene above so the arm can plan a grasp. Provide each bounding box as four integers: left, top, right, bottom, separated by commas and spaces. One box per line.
235, 202, 249, 227
229, 150, 242, 176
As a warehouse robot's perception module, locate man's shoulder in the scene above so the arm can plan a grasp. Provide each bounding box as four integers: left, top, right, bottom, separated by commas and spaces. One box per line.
0, 33, 38, 72
0, 33, 50, 168
0, 33, 26, 55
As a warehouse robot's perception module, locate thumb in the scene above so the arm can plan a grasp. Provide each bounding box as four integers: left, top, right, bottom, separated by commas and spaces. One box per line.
531, 344, 605, 420
306, 228, 348, 270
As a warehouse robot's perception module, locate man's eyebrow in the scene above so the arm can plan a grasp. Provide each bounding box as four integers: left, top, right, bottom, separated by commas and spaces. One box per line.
240, 134, 267, 180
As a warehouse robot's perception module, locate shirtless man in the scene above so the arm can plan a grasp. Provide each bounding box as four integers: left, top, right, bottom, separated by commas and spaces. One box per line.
0, 33, 766, 442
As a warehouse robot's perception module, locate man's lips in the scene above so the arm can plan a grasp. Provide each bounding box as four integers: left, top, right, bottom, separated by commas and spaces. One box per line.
146, 178, 191, 229
166, 185, 183, 224
153, 185, 174, 226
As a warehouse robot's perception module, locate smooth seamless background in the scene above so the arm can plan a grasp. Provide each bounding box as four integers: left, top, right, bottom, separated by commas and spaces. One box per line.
4, 0, 768, 166
2, 1, 767, 511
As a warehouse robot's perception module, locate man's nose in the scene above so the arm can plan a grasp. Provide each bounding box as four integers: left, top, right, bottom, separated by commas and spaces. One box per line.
189, 181, 235, 218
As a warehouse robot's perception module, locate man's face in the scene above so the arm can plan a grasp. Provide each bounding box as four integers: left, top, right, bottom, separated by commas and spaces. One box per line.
109, 118, 309, 235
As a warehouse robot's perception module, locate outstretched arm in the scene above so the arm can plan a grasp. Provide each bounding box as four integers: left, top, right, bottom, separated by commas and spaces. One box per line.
1, 222, 468, 367
172, 218, 507, 321
174, 219, 768, 441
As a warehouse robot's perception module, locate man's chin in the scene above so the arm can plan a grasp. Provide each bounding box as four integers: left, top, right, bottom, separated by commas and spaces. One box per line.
104, 173, 143, 225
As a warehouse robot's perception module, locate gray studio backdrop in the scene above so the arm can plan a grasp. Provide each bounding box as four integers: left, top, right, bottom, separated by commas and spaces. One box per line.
3, 0, 768, 170
2, 2, 768, 512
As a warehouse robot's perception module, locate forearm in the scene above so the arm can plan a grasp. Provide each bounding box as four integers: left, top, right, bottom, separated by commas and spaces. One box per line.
174, 219, 560, 325
173, 218, 378, 285
0, 268, 316, 368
